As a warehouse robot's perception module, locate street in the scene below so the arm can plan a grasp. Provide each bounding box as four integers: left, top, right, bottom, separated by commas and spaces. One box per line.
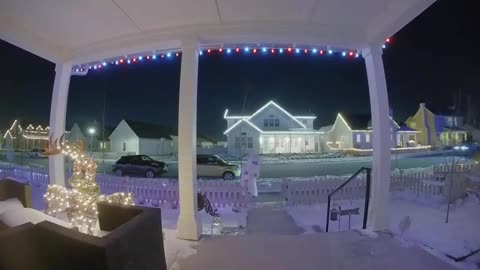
1, 151, 465, 179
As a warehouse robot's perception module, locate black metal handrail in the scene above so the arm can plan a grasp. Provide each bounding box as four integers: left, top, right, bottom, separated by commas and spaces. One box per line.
325, 167, 371, 232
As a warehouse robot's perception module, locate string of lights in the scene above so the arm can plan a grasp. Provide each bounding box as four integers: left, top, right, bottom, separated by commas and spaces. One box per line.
73, 38, 391, 73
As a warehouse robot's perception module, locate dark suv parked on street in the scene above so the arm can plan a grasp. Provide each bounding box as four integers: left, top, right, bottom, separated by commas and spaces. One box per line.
112, 155, 168, 178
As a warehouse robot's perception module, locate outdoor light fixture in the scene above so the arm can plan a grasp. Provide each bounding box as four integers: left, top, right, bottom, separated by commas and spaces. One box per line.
88, 127, 96, 135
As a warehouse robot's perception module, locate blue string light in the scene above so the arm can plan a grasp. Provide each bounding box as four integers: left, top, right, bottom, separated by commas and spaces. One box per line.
75, 40, 392, 72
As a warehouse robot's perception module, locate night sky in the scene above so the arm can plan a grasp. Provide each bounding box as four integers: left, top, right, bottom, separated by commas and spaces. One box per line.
0, 0, 478, 140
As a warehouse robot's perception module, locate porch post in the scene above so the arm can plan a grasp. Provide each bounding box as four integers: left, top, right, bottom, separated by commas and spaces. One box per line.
48, 62, 72, 186
363, 46, 391, 231
177, 39, 202, 240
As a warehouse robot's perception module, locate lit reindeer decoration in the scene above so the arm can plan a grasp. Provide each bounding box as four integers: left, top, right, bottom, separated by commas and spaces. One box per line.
43, 134, 134, 234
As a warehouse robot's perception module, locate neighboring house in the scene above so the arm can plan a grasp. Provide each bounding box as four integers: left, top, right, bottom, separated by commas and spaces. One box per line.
406, 103, 466, 147
109, 120, 177, 156
2, 120, 50, 151
324, 113, 418, 151
66, 123, 86, 143
224, 101, 322, 156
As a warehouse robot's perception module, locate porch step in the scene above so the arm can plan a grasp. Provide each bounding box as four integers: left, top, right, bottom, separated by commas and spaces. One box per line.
246, 205, 304, 235
178, 231, 457, 270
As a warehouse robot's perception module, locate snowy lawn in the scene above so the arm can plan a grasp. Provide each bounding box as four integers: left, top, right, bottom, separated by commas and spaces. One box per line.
286, 192, 480, 267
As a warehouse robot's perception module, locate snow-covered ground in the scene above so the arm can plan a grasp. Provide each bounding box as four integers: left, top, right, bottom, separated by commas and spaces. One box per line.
285, 192, 480, 269
151, 206, 247, 269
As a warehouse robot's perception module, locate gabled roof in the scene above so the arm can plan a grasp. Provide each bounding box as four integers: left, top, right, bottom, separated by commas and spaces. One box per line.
397, 126, 419, 132
125, 120, 176, 139
224, 100, 312, 129
340, 113, 371, 130
318, 125, 333, 132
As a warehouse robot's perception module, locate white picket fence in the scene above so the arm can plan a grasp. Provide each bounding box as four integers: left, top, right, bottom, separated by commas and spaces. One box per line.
2, 161, 477, 208
283, 162, 478, 205
96, 175, 250, 208
0, 165, 250, 208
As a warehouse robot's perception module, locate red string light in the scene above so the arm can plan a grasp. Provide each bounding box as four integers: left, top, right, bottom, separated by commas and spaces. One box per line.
349, 52, 354, 57
386, 37, 391, 43
235, 48, 240, 53
320, 50, 324, 55
253, 48, 257, 54
287, 47, 292, 53
219, 48, 223, 53
304, 49, 308, 54
271, 49, 275, 54
119, 59, 124, 63
207, 49, 211, 53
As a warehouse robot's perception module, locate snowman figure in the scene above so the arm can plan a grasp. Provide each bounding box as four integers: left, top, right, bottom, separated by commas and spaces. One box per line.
240, 154, 260, 198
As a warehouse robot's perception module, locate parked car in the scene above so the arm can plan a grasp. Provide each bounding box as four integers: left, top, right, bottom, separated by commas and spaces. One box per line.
112, 155, 168, 178
453, 142, 480, 156
197, 154, 241, 180
27, 148, 47, 158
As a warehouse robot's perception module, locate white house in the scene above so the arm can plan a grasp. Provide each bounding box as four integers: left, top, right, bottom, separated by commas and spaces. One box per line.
324, 113, 420, 151
224, 101, 323, 156
66, 123, 86, 143
109, 120, 177, 156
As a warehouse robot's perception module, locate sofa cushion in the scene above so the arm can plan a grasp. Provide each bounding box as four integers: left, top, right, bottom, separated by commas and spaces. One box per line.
0, 208, 73, 229
0, 198, 23, 215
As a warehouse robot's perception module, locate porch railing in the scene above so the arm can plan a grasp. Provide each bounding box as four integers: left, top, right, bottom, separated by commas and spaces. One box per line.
325, 167, 371, 232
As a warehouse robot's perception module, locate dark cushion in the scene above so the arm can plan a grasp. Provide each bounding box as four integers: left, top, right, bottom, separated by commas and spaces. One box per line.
97, 202, 143, 231
35, 221, 107, 270
0, 179, 32, 207
0, 223, 40, 270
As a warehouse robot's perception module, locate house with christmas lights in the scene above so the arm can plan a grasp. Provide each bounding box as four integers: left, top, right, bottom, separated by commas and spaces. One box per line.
323, 113, 420, 152
2, 120, 50, 151
224, 101, 323, 156
406, 103, 467, 147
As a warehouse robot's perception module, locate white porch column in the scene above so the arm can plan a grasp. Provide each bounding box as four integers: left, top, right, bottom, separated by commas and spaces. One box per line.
176, 40, 202, 240
363, 46, 391, 231
48, 62, 72, 186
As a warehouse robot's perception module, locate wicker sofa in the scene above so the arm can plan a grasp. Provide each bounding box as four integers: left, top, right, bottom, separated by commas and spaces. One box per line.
0, 179, 167, 270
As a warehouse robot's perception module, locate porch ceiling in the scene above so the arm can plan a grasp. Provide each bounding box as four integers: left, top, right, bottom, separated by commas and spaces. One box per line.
0, 0, 435, 63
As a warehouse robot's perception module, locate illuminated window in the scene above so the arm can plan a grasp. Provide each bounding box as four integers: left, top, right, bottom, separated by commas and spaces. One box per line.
365, 134, 370, 143
356, 134, 361, 143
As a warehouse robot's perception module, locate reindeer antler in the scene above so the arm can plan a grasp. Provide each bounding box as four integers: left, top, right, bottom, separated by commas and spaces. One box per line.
43, 134, 65, 156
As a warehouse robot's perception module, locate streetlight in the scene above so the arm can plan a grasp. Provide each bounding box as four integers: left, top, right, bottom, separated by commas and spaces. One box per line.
88, 127, 96, 152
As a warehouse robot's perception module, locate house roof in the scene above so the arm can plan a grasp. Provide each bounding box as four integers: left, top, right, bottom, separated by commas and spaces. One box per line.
340, 113, 371, 130
397, 126, 418, 132
442, 126, 466, 131
124, 120, 216, 142
125, 120, 176, 139
0, 0, 434, 64
318, 125, 333, 132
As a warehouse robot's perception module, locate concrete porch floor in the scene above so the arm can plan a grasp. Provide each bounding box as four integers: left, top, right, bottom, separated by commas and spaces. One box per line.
177, 230, 456, 270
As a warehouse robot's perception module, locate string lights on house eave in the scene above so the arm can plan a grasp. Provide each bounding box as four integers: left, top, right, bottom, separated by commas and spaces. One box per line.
71, 38, 392, 73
